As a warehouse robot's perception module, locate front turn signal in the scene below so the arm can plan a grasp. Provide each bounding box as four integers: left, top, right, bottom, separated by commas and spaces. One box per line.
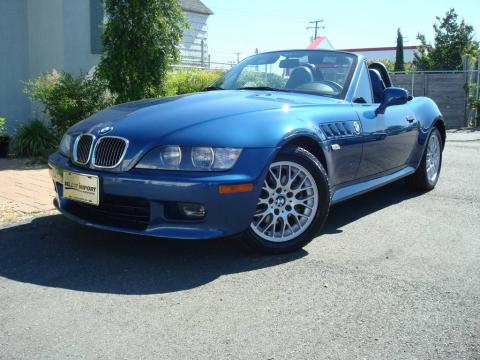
219, 183, 254, 194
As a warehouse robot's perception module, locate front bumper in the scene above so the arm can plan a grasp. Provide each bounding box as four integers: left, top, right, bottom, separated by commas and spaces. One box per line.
48, 148, 276, 239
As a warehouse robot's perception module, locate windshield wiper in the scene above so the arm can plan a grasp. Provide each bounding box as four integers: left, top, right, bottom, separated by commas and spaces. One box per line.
203, 86, 224, 91
237, 86, 292, 92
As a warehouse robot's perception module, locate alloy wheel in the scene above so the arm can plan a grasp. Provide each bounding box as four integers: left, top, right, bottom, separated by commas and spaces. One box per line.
426, 133, 441, 184
250, 161, 319, 242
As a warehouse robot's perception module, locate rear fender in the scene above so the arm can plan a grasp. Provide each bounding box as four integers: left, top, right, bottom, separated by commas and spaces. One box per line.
408, 97, 443, 167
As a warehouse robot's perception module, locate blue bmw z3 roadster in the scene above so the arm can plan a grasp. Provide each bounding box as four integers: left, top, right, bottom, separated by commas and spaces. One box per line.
49, 49, 445, 253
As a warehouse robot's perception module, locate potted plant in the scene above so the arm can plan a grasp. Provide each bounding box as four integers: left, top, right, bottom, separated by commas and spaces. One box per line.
0, 117, 10, 157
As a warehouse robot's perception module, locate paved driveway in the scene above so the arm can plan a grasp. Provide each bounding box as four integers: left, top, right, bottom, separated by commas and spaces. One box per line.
0, 132, 479, 359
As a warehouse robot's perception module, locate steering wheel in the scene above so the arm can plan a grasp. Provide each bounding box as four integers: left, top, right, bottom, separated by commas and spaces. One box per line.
318, 80, 343, 93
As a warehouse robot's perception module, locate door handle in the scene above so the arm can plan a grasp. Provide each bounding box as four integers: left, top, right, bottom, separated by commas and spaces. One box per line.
405, 115, 415, 123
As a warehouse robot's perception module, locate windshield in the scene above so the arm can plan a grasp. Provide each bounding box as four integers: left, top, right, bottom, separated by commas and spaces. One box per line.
213, 50, 357, 99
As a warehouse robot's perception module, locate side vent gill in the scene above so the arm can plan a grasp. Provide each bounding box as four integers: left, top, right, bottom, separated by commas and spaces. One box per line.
320, 121, 359, 139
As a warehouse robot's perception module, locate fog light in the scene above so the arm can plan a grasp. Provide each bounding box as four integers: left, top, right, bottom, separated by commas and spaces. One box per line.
179, 203, 206, 218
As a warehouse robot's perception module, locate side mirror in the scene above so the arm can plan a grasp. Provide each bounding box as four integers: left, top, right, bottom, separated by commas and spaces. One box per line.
375, 87, 409, 115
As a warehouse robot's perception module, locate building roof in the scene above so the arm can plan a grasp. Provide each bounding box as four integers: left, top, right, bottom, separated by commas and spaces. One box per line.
341, 45, 419, 52
180, 0, 213, 15
307, 36, 335, 50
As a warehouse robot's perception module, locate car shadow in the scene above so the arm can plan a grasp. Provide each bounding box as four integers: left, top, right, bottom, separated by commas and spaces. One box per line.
0, 180, 422, 295
0, 215, 306, 295
322, 180, 423, 235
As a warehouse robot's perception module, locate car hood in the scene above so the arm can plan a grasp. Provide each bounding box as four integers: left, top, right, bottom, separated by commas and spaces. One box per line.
70, 90, 344, 146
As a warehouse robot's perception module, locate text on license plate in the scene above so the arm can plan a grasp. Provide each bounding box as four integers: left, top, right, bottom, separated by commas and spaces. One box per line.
63, 171, 99, 206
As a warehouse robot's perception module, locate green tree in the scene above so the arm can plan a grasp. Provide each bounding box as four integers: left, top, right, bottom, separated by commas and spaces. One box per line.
98, 0, 187, 103
412, 33, 432, 70
413, 8, 478, 70
394, 28, 405, 72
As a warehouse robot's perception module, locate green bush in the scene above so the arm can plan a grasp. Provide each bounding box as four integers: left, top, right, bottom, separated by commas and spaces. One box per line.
0, 117, 6, 137
162, 69, 225, 96
235, 71, 287, 88
24, 70, 114, 135
467, 91, 480, 127
14, 119, 56, 158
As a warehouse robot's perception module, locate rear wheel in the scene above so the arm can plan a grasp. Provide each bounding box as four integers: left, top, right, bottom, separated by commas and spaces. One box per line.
244, 146, 330, 254
407, 128, 443, 190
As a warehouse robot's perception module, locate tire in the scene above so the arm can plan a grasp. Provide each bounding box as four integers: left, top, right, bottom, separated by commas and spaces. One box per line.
407, 128, 443, 191
243, 146, 331, 254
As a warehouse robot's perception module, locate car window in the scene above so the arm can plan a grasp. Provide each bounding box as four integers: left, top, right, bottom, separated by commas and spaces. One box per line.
215, 50, 357, 99
353, 63, 373, 104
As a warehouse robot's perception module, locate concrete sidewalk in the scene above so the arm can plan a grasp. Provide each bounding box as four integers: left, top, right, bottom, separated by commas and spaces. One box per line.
0, 158, 55, 222
446, 128, 480, 141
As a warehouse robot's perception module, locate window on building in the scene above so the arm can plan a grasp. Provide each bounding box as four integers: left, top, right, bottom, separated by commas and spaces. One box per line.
90, 0, 104, 54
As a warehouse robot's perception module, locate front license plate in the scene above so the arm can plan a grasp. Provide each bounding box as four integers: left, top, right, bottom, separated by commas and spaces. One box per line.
63, 171, 99, 206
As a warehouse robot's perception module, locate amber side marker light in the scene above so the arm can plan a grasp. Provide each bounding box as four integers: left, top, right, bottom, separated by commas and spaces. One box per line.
219, 183, 254, 194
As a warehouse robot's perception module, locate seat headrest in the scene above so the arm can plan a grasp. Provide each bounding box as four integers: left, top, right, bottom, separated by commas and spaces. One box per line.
369, 69, 386, 103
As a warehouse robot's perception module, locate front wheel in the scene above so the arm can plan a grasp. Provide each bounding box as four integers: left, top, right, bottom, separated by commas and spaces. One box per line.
244, 146, 330, 254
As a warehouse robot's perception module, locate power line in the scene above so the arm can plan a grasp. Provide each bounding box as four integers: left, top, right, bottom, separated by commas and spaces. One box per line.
211, 6, 310, 21
307, 19, 325, 39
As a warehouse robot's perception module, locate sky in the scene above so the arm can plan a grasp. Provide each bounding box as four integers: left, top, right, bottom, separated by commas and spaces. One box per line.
201, 0, 480, 65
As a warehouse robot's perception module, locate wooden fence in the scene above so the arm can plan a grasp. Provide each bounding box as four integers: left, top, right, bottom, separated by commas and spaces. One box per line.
389, 71, 476, 128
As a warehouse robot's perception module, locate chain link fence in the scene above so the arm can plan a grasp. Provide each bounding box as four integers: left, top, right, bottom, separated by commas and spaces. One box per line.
175, 59, 237, 70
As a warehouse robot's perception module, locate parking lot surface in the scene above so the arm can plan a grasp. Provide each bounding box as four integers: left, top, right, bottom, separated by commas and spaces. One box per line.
1, 132, 479, 359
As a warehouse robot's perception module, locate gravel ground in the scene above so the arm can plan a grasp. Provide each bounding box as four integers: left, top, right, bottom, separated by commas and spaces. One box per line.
0, 131, 479, 359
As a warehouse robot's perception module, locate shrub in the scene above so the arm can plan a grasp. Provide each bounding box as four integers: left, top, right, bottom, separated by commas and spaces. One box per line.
162, 69, 225, 96
235, 71, 287, 88
24, 70, 113, 135
467, 86, 480, 127
14, 119, 56, 158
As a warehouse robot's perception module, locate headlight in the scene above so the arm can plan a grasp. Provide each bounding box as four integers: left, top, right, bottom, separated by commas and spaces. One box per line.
191, 147, 214, 168
59, 133, 72, 156
160, 145, 182, 168
136, 146, 242, 171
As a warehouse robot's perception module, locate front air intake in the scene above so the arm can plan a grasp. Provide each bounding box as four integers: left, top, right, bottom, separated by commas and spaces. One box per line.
92, 136, 128, 168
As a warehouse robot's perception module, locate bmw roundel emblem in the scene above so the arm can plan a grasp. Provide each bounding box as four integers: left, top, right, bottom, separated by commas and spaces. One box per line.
98, 126, 113, 135
353, 121, 361, 135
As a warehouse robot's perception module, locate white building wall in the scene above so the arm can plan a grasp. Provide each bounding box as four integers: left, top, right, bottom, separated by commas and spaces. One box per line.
63, 1, 101, 74
180, 12, 209, 66
0, 0, 30, 133
351, 49, 417, 62
26, 0, 65, 78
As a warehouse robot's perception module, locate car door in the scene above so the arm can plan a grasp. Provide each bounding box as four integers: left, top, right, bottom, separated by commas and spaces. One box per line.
353, 64, 419, 178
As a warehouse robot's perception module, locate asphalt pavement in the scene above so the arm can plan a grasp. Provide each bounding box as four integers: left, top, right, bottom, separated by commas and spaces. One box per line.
0, 131, 479, 359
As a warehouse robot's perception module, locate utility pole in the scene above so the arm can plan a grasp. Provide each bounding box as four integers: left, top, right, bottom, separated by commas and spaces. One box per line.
307, 19, 325, 39
235, 52, 241, 64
